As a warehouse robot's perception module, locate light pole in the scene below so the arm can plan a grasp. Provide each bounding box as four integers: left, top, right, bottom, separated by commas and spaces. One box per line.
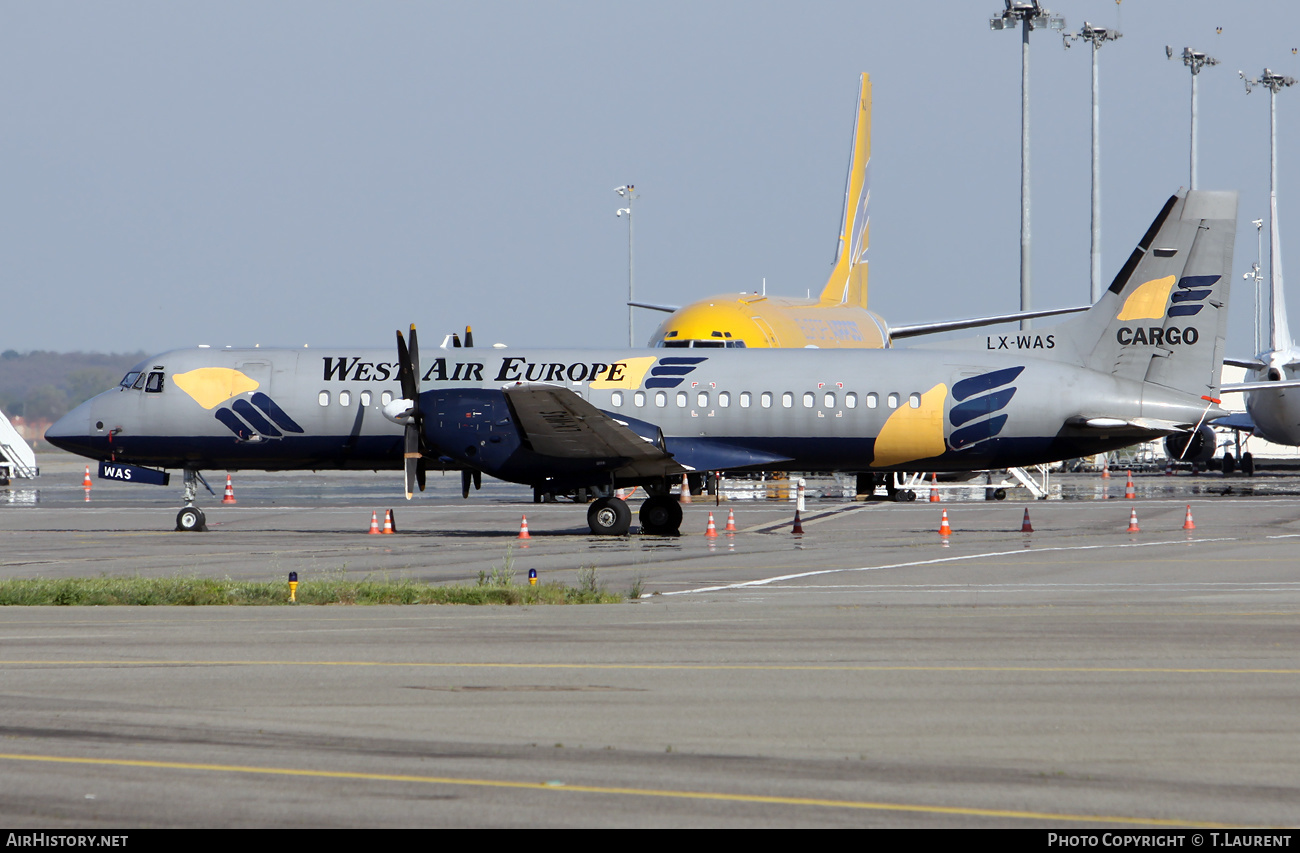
1167, 46, 1219, 190
615, 185, 637, 347
990, 2, 1066, 330
1064, 22, 1121, 304
1241, 68, 1297, 353
1244, 218, 1265, 356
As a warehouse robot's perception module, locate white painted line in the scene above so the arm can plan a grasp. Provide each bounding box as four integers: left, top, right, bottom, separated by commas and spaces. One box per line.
656, 537, 1240, 597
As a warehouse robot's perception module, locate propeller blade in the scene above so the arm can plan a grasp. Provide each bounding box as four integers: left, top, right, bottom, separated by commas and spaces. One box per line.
404, 425, 419, 500
473, 470, 481, 491
461, 469, 472, 499
397, 323, 423, 499
452, 333, 462, 348
464, 325, 474, 348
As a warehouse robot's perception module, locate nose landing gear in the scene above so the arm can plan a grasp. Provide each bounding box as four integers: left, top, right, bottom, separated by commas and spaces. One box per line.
174, 468, 211, 532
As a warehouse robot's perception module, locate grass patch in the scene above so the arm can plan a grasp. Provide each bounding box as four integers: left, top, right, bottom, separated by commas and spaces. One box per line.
0, 574, 625, 606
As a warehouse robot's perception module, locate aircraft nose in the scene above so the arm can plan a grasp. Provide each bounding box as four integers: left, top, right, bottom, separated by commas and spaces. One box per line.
45, 401, 98, 458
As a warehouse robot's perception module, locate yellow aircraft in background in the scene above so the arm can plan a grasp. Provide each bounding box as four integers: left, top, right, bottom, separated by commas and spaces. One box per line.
638, 73, 1083, 349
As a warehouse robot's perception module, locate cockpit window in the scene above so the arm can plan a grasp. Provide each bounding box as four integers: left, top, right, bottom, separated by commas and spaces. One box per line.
144, 372, 165, 393
132, 373, 147, 389
120, 372, 141, 389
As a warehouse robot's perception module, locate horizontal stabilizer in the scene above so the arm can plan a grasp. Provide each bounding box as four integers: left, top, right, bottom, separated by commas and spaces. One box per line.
1212, 411, 1257, 431
1223, 356, 1268, 370
890, 305, 1089, 340
628, 301, 681, 314
1221, 379, 1300, 393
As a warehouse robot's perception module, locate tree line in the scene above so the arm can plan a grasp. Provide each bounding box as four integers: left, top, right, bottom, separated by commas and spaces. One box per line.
0, 350, 150, 423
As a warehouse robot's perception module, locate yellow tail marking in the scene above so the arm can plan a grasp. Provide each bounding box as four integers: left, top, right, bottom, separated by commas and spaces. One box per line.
172, 368, 261, 410
1116, 275, 1176, 321
820, 73, 871, 306
871, 383, 947, 468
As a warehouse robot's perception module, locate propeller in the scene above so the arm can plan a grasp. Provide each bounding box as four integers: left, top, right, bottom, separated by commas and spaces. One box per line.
394, 324, 426, 499
464, 325, 474, 347
460, 468, 482, 498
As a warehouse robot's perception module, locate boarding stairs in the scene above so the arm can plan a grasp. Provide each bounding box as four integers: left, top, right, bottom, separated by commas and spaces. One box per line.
0, 409, 38, 481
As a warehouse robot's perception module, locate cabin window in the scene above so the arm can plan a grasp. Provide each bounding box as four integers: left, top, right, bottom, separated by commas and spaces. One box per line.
360, 391, 372, 407
760, 392, 772, 408
824, 392, 836, 408
676, 391, 687, 408
634, 391, 646, 407
846, 392, 858, 409
887, 393, 899, 409
802, 392, 815, 408
781, 392, 793, 409
655, 391, 667, 407
719, 391, 730, 407
318, 391, 330, 407
339, 390, 351, 407
866, 393, 878, 409
740, 392, 751, 408
144, 372, 164, 393
697, 392, 709, 407
381, 390, 393, 406
611, 391, 624, 407
909, 393, 921, 409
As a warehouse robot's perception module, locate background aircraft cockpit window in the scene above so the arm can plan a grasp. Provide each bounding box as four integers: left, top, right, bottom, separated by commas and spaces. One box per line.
660, 340, 688, 348
144, 372, 164, 393
120, 372, 141, 389
694, 340, 725, 348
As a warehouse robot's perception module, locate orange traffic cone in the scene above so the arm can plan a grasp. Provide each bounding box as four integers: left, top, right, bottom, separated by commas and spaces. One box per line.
518, 515, 531, 540
705, 512, 717, 538
367, 511, 381, 534
929, 473, 940, 502
1183, 505, 1196, 530
1127, 508, 1140, 533
724, 508, 736, 532
939, 509, 952, 537
1101, 465, 1110, 479
1124, 470, 1136, 499
679, 473, 691, 504
222, 474, 236, 504
792, 509, 804, 535
382, 509, 394, 534
1021, 508, 1033, 533
82, 466, 92, 490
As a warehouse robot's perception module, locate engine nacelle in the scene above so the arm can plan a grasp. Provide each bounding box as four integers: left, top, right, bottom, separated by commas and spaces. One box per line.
1164, 423, 1217, 464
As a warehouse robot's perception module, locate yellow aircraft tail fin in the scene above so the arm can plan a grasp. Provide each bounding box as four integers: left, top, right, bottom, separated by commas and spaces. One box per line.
820, 73, 871, 308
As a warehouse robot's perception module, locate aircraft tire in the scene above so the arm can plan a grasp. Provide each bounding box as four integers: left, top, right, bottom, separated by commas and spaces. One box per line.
1242, 453, 1255, 477
993, 488, 1007, 501
1221, 453, 1236, 475
638, 496, 682, 535
588, 497, 631, 536
175, 506, 207, 532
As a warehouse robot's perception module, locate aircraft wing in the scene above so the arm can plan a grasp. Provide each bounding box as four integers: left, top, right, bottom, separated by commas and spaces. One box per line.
1066, 416, 1198, 436
502, 385, 689, 479
1212, 411, 1257, 431
627, 301, 680, 314
890, 305, 1089, 340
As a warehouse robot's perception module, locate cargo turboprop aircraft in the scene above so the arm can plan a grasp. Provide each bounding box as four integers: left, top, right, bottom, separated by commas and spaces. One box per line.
49, 190, 1239, 535
639, 72, 1086, 350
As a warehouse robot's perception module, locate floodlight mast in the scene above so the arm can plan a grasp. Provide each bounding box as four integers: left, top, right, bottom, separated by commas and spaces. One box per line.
615, 185, 637, 347
1168, 46, 1220, 190
1241, 69, 1297, 354
990, 1, 1065, 330
1064, 22, 1122, 304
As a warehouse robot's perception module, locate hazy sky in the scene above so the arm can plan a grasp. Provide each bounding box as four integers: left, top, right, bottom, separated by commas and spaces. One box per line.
3, 1, 1300, 358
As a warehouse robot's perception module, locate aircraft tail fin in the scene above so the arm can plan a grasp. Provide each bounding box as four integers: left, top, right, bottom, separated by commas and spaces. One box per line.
1049, 189, 1238, 399
820, 73, 871, 308
1268, 192, 1293, 354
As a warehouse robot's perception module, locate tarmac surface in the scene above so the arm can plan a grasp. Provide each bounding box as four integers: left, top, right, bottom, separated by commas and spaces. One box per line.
0, 452, 1298, 827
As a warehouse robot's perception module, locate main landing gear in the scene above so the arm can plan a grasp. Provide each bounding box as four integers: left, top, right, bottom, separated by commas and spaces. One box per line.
587, 496, 633, 536
637, 494, 683, 536
175, 468, 209, 532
